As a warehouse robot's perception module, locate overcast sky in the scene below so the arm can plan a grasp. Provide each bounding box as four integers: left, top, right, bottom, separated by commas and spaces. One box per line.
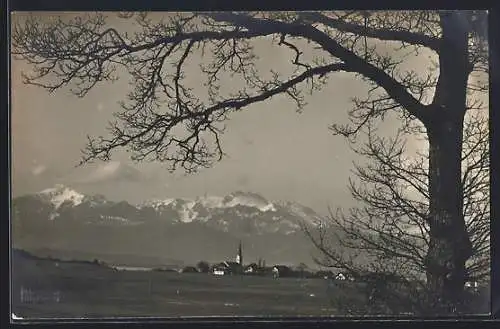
10, 12, 436, 214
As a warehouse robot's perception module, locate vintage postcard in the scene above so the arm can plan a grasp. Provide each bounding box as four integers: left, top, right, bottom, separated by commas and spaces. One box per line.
10, 10, 490, 320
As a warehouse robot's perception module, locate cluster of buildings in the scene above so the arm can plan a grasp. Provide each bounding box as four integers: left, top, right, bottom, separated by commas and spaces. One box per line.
181, 241, 352, 280
179, 241, 483, 293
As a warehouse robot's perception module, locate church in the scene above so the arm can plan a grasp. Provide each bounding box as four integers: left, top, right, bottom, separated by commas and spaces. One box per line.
211, 241, 244, 276
236, 240, 243, 266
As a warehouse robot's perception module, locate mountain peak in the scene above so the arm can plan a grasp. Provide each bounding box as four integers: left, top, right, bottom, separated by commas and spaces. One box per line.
223, 191, 276, 212
38, 184, 85, 209
39, 184, 68, 194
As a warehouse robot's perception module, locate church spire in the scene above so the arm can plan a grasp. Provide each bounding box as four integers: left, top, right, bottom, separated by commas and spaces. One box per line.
236, 240, 243, 265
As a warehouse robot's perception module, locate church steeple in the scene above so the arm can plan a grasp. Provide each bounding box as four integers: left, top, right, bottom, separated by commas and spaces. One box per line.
236, 240, 243, 265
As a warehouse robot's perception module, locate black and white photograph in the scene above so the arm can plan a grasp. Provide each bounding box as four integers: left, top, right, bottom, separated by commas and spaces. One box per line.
9, 10, 490, 319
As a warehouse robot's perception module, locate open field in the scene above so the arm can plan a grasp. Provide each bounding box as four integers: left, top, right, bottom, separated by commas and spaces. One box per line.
11, 250, 489, 319
12, 253, 348, 318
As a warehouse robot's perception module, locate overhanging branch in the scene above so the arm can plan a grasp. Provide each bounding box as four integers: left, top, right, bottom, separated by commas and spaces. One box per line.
297, 12, 442, 52
82, 62, 350, 168
209, 12, 431, 125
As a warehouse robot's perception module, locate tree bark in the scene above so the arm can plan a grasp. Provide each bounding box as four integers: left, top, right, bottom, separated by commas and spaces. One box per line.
426, 117, 472, 312
424, 11, 473, 313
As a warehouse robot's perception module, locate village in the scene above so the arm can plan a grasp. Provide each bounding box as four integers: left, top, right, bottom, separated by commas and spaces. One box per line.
171, 241, 352, 281
179, 260, 350, 281
162, 242, 481, 294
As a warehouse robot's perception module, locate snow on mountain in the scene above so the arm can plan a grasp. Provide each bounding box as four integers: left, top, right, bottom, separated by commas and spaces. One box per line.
142, 191, 276, 213
83, 194, 109, 208
49, 212, 60, 221
196, 195, 225, 208
222, 191, 277, 212
138, 191, 323, 232
139, 198, 199, 223
39, 184, 85, 209
141, 198, 177, 210
178, 199, 198, 223
93, 215, 143, 226
275, 200, 323, 227
23, 186, 322, 234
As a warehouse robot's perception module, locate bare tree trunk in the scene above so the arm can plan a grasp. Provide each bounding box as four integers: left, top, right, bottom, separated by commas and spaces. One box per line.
424, 12, 473, 312
426, 118, 472, 311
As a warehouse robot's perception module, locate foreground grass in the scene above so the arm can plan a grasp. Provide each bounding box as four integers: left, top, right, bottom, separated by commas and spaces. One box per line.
12, 257, 343, 318
13, 252, 488, 319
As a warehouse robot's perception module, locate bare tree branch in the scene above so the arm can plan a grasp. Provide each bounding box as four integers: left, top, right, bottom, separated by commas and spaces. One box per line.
208, 12, 431, 124
297, 11, 442, 51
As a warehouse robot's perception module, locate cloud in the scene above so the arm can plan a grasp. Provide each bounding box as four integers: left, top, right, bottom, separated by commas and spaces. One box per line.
31, 164, 47, 176
72, 161, 148, 184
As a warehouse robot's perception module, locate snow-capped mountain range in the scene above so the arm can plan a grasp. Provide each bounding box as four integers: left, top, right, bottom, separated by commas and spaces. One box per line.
15, 184, 322, 234
11, 185, 327, 267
